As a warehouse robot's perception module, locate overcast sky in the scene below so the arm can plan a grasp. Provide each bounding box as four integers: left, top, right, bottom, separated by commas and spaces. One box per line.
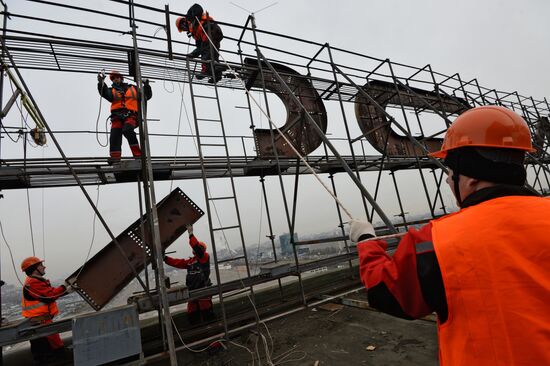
0, 0, 549, 285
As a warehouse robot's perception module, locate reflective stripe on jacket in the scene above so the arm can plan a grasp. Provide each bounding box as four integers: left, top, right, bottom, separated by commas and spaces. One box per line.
21, 277, 59, 319
111, 85, 138, 112
432, 195, 550, 366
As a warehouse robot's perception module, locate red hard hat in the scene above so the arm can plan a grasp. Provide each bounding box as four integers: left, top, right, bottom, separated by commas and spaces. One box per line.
175, 16, 188, 32
109, 70, 123, 81
430, 105, 535, 159
21, 256, 44, 272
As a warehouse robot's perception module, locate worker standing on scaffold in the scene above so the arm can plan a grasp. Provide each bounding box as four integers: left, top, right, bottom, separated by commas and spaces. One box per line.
97, 70, 152, 164
175, 3, 224, 84
21, 256, 73, 365
164, 224, 215, 325
349, 105, 550, 365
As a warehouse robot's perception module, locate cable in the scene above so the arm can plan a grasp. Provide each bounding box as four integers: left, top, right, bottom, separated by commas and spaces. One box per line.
25, 188, 36, 256
0, 186, 102, 299
95, 69, 109, 147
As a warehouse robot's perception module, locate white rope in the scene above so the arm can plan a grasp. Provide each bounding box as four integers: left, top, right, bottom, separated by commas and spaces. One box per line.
196, 18, 354, 220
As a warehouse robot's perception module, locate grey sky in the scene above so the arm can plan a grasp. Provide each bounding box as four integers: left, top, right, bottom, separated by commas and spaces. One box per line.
0, 0, 549, 285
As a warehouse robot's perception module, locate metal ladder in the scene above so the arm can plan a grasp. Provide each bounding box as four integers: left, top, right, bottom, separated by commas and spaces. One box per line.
184, 57, 255, 336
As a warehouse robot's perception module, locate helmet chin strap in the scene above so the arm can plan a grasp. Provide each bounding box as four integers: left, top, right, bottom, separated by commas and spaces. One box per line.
452, 156, 463, 208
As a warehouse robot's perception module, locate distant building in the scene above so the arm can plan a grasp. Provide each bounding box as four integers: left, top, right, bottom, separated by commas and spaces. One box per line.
279, 233, 298, 257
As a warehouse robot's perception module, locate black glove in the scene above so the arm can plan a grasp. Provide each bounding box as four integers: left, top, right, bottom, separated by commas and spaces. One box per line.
143, 78, 150, 86
97, 72, 105, 82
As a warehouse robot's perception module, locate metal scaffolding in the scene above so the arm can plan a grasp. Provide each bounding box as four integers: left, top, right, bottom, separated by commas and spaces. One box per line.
0, 0, 549, 363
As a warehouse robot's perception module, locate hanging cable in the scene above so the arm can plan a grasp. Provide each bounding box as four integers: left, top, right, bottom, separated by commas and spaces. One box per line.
95, 68, 109, 147
41, 146, 46, 260
25, 189, 36, 257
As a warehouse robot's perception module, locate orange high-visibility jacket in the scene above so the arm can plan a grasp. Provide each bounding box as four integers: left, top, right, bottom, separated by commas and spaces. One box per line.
189, 13, 214, 42
21, 276, 59, 319
111, 85, 138, 112
432, 195, 550, 365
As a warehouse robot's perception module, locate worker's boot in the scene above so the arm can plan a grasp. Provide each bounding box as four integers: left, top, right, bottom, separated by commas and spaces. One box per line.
208, 71, 222, 84
108, 151, 121, 165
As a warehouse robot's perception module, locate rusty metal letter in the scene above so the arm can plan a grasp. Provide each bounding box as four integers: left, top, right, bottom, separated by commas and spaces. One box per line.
354, 80, 469, 156
244, 58, 327, 158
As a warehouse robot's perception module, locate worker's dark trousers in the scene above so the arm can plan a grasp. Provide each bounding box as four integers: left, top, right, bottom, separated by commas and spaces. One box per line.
187, 297, 214, 324
200, 42, 221, 79
110, 114, 141, 158
29, 319, 64, 364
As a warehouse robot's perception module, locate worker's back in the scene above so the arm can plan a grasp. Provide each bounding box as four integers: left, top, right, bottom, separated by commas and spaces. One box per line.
432, 195, 550, 366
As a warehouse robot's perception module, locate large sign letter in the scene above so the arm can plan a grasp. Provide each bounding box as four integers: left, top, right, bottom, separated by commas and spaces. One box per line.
355, 80, 469, 156
244, 58, 327, 158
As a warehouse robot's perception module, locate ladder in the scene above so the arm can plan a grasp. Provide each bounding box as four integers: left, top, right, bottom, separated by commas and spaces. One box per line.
184, 57, 254, 336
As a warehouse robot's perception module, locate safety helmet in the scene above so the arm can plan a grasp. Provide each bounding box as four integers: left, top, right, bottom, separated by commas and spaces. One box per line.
175, 16, 188, 32
430, 105, 535, 159
21, 256, 44, 272
109, 70, 123, 81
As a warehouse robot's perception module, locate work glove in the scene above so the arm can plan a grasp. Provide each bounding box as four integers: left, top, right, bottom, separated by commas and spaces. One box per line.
349, 219, 375, 243
186, 224, 193, 236
97, 72, 105, 82
64, 282, 75, 294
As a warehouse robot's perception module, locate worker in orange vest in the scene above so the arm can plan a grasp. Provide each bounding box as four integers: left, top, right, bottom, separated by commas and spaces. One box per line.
163, 224, 214, 325
97, 70, 152, 163
21, 256, 72, 365
175, 3, 224, 83
349, 105, 550, 365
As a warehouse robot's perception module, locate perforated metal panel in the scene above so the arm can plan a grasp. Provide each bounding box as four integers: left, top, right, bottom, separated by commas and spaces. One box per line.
66, 187, 204, 310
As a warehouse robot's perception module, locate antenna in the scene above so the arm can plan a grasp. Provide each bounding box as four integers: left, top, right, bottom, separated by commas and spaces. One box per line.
230, 1, 278, 16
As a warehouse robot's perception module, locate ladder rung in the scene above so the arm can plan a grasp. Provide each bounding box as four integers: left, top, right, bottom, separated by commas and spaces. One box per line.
218, 255, 245, 264
212, 225, 240, 232
194, 95, 218, 100
208, 196, 235, 201
196, 118, 221, 123
200, 143, 226, 147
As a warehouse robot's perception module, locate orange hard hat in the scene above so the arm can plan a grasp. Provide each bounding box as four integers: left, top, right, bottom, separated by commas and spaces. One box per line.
21, 256, 44, 272
430, 105, 535, 159
175, 16, 188, 32
109, 70, 123, 81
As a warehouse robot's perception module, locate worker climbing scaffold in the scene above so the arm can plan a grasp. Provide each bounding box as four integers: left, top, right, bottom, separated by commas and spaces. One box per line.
350, 105, 550, 365
175, 3, 224, 83
97, 70, 152, 163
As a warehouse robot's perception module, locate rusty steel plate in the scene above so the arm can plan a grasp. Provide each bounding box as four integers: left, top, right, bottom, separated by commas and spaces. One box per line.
243, 58, 328, 159
66, 188, 204, 310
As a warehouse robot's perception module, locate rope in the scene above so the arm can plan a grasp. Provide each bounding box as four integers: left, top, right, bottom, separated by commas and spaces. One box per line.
95, 69, 109, 147
196, 19, 354, 220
